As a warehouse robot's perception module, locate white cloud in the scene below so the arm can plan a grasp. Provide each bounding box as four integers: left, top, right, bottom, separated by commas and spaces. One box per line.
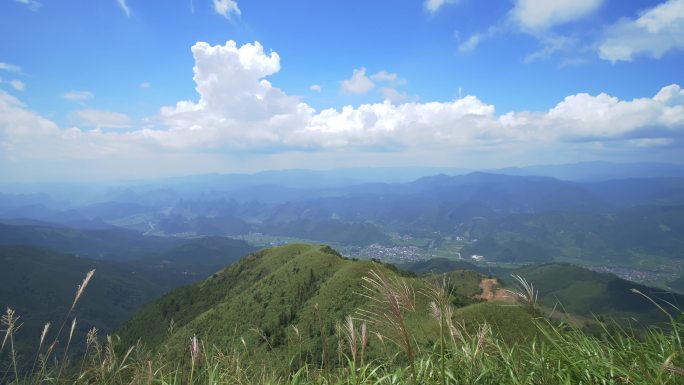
459, 34, 482, 53
139, 82, 151, 89
340, 68, 375, 94
598, 0, 684, 62
370, 71, 407, 88
524, 35, 577, 63
370, 71, 398, 82
425, 0, 458, 13
457, 25, 500, 53
542, 86, 684, 139
156, 40, 304, 149
0, 78, 24, 91
15, 0, 41, 11
0, 62, 21, 73
116, 41, 684, 151
0, 92, 70, 161
513, 0, 604, 29
62, 90, 94, 101
1, 40, 683, 181
462, 1, 597, 58
75, 109, 132, 128
213, 0, 241, 18
9, 80, 24, 91
116, 0, 130, 16
381, 88, 408, 103
309, 84, 322, 92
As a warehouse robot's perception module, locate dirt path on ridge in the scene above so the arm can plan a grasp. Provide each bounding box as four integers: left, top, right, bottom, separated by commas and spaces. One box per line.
476, 278, 514, 302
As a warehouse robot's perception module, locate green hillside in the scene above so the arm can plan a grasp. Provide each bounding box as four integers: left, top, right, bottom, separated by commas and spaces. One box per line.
119, 244, 536, 371
0, 245, 161, 363
128, 236, 255, 288
0, 222, 183, 261
460, 206, 684, 265
511, 263, 684, 325
0, 236, 254, 366
399, 258, 487, 275
668, 273, 684, 294
4, 243, 684, 384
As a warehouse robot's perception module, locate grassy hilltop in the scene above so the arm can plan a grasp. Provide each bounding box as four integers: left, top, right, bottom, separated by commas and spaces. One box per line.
1, 243, 683, 384
119, 244, 528, 368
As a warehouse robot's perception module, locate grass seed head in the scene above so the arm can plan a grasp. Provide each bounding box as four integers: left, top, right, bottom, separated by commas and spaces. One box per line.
39, 322, 51, 347
71, 269, 96, 311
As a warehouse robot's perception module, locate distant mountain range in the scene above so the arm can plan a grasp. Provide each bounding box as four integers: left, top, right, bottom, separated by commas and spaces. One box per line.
3, 165, 684, 267
496, 161, 684, 181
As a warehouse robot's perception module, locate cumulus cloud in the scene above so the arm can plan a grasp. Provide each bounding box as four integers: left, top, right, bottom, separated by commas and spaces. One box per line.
1, 40, 683, 180
599, 0, 684, 62
0, 92, 72, 160
381, 88, 408, 103
542, 85, 684, 140
156, 40, 307, 149
62, 90, 94, 101
94, 38, 684, 151
139, 82, 151, 89
425, 0, 458, 13
462, 1, 598, 58
75, 109, 132, 129
513, 0, 604, 29
309, 84, 322, 92
340, 68, 375, 94
213, 0, 241, 18
116, 0, 130, 16
370, 71, 398, 82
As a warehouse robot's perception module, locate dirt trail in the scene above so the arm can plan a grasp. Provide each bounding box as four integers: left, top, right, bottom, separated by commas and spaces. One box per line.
476, 278, 514, 302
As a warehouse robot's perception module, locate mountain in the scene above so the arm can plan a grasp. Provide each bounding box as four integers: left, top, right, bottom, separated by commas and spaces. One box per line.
395, 259, 683, 326
131, 167, 473, 193
118, 244, 684, 373
0, 245, 160, 361
118, 244, 533, 370
0, 222, 184, 261
510, 263, 684, 325
459, 205, 684, 264
495, 162, 684, 181
0, 221, 255, 289
398, 258, 488, 275
669, 274, 684, 294
243, 173, 612, 238
3, 170, 684, 269
260, 219, 389, 246
0, 236, 255, 365
584, 178, 684, 207
129, 236, 256, 288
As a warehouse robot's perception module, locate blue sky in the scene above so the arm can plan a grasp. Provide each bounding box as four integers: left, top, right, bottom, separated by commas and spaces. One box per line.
1, 0, 683, 182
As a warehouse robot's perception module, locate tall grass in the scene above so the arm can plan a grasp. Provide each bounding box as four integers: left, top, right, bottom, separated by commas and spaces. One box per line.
1, 268, 683, 384
357, 268, 417, 382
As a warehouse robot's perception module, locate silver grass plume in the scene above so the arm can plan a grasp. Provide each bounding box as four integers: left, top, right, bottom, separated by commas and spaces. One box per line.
505, 274, 538, 308
71, 269, 95, 311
